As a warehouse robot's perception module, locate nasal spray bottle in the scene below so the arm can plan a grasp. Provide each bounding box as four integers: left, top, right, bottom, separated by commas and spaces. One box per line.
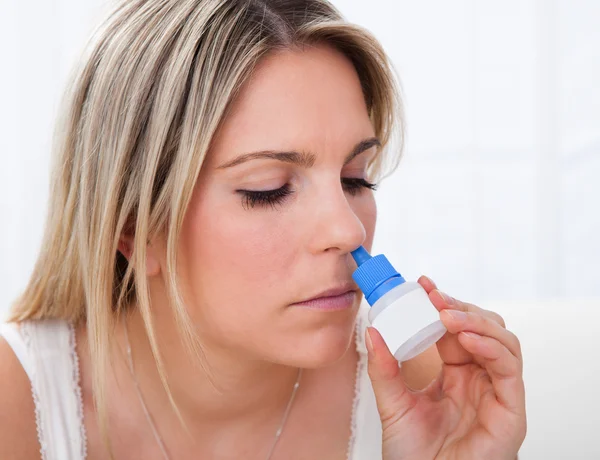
351, 246, 447, 363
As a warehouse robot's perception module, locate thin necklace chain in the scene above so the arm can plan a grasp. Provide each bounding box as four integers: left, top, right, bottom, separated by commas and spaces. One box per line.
122, 316, 303, 460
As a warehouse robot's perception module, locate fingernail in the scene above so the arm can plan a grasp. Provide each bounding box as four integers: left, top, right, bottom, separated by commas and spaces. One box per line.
461, 331, 481, 339
422, 275, 434, 285
438, 291, 454, 305
366, 327, 376, 357
444, 309, 467, 321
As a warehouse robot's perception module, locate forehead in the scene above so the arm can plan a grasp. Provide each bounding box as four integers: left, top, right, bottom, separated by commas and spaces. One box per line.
207, 44, 373, 166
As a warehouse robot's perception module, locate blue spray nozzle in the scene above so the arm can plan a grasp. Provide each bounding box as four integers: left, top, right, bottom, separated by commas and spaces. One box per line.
351, 245, 406, 306
351, 246, 372, 266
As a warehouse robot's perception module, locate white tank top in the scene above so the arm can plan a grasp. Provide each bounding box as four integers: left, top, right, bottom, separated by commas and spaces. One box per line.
0, 302, 382, 459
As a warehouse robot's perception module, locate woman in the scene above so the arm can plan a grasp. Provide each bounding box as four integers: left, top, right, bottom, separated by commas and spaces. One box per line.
0, 0, 526, 458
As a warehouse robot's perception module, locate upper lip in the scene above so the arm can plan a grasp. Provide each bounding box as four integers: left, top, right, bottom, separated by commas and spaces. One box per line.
295, 282, 358, 303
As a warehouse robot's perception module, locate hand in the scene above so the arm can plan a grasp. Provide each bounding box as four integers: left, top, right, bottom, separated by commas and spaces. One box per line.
366, 276, 526, 460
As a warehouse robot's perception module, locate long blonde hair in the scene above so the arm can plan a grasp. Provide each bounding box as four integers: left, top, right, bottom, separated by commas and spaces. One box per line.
8, 0, 404, 449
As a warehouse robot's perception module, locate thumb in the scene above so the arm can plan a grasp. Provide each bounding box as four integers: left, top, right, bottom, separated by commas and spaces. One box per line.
366, 326, 417, 425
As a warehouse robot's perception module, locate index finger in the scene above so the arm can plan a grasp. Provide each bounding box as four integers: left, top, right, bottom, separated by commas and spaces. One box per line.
429, 289, 506, 329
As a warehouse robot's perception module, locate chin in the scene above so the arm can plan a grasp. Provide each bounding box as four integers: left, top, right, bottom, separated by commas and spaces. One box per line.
303, 330, 355, 368
277, 310, 359, 368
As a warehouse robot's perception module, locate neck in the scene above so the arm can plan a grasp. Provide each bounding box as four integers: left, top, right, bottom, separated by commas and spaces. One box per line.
115, 300, 302, 431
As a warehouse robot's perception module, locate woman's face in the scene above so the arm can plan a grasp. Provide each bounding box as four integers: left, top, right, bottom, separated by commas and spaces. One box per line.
178, 44, 378, 368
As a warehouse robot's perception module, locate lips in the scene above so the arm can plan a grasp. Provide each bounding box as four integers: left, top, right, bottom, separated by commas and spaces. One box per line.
290, 282, 358, 311
298, 282, 357, 303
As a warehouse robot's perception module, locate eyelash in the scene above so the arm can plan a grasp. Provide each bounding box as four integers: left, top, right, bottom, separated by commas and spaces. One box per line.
239, 178, 378, 210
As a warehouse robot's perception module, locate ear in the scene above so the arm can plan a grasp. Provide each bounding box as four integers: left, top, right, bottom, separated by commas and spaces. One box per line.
117, 232, 161, 277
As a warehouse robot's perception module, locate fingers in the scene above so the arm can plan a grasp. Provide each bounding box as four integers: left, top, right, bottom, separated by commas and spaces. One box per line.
420, 276, 526, 423
457, 332, 526, 415
417, 275, 437, 293
420, 276, 513, 367
427, 284, 506, 328
365, 326, 417, 426
440, 309, 522, 360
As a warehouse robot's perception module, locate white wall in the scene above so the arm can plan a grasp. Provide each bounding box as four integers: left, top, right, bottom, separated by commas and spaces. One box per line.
1, 0, 599, 458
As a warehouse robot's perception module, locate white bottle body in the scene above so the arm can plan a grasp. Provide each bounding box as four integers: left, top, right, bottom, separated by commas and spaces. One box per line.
368, 281, 447, 362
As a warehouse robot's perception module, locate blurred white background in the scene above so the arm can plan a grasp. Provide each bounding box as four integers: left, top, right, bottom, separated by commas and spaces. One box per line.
1, 0, 598, 458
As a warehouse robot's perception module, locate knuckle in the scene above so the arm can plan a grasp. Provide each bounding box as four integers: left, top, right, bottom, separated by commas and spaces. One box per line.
493, 312, 506, 328
467, 311, 490, 330
470, 304, 506, 328
464, 301, 484, 314
484, 309, 506, 327
510, 332, 523, 355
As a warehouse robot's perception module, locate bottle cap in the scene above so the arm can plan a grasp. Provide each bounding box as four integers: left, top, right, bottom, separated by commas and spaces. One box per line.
351, 246, 406, 306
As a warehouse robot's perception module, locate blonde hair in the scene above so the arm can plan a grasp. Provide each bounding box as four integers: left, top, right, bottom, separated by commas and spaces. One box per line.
8, 0, 404, 451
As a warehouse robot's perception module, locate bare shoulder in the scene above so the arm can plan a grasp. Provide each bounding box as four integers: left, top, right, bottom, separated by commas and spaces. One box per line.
0, 333, 41, 459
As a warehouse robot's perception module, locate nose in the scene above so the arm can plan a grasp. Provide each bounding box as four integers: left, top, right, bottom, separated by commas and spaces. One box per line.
307, 183, 367, 255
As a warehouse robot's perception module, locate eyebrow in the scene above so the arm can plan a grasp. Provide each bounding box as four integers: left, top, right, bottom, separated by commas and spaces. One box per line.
216, 136, 381, 169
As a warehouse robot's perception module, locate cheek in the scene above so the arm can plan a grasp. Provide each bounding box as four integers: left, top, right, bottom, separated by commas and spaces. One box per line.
180, 193, 301, 316
183, 189, 378, 298
177, 182, 377, 339
213, 214, 295, 283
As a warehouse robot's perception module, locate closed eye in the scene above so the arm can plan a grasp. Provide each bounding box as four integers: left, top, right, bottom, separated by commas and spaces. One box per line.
341, 177, 377, 196
238, 178, 377, 210
238, 183, 294, 210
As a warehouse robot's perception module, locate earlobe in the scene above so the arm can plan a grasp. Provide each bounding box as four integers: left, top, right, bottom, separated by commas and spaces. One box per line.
145, 247, 161, 277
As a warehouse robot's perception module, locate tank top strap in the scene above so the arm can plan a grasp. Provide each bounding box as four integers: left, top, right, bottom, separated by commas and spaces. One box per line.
1, 319, 87, 460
